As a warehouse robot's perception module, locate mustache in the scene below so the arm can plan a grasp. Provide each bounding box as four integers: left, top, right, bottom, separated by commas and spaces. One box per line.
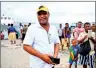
40, 17, 46, 20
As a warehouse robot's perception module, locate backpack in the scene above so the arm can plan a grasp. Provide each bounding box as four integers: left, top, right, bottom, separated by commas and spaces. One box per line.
79, 39, 91, 56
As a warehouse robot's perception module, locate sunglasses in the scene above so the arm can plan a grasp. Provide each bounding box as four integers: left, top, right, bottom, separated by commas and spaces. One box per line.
37, 11, 47, 16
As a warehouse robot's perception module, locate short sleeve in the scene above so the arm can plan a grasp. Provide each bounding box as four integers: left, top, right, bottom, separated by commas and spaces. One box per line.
92, 32, 95, 39
23, 26, 35, 46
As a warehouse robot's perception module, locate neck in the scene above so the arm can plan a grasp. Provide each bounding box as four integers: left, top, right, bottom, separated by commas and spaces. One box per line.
85, 30, 88, 33
40, 23, 50, 32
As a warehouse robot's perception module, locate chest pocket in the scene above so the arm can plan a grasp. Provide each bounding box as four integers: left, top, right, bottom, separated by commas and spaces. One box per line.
35, 34, 43, 41
48, 32, 56, 44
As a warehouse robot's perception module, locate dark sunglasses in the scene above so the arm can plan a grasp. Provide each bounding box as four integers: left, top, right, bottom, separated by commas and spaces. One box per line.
37, 11, 47, 16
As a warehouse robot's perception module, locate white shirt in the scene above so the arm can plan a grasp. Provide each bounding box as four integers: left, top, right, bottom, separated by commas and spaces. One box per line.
19, 26, 23, 30
77, 31, 95, 55
23, 24, 60, 68
58, 28, 62, 36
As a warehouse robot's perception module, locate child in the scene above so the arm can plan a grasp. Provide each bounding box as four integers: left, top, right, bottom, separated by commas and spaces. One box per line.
69, 39, 79, 68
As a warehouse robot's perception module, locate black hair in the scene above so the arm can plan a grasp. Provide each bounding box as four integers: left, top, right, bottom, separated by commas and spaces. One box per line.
65, 23, 68, 24
11, 24, 13, 26
8, 24, 10, 26
78, 21, 82, 24
84, 22, 90, 27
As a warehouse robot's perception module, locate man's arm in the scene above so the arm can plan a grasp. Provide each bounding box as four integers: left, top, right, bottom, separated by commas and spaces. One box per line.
23, 44, 43, 58
53, 27, 60, 58
23, 44, 54, 64
64, 29, 66, 38
54, 43, 60, 58
89, 36, 96, 44
77, 34, 87, 44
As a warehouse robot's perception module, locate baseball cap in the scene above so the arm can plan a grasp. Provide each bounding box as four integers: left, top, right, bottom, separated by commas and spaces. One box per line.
37, 5, 49, 13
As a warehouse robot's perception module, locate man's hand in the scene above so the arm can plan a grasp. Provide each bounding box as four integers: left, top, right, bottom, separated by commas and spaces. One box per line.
84, 35, 88, 39
41, 54, 55, 64
88, 36, 96, 44
88, 36, 93, 40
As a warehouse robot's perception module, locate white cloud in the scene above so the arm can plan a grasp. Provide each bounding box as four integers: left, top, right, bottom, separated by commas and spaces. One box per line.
1, 2, 95, 24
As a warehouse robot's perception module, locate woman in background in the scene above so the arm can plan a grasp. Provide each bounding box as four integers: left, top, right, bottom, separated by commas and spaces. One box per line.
8, 24, 17, 44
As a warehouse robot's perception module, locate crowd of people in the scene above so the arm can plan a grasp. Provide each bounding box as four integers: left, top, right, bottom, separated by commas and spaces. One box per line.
6, 23, 31, 44
58, 22, 96, 68
23, 5, 96, 68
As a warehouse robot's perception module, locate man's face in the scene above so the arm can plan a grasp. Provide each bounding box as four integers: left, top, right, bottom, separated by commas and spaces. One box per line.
37, 11, 49, 25
77, 23, 82, 28
60, 24, 62, 28
84, 24, 91, 31
92, 24, 96, 29
65, 24, 69, 27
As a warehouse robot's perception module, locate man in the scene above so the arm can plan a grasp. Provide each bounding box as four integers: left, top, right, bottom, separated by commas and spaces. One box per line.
73, 21, 85, 40
23, 5, 60, 68
91, 24, 96, 67
7, 24, 10, 35
28, 23, 31, 27
63, 23, 71, 49
58, 24, 63, 50
92, 24, 96, 32
78, 22, 96, 68
58, 24, 63, 41
19, 23, 23, 40
22, 24, 28, 42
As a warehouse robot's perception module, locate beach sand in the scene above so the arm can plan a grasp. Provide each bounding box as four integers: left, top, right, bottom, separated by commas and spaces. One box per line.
1, 39, 88, 68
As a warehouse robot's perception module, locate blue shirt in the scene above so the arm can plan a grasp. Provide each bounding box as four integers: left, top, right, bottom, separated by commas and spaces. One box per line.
8, 26, 16, 33
69, 45, 79, 57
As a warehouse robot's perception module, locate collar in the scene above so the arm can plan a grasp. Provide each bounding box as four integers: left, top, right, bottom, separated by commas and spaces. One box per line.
36, 23, 51, 28
36, 23, 42, 28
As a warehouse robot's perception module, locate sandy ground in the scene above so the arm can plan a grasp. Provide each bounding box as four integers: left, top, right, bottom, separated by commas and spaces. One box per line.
1, 39, 90, 68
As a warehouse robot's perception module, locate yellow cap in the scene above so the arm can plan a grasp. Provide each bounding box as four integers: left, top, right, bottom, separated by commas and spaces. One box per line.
37, 5, 49, 13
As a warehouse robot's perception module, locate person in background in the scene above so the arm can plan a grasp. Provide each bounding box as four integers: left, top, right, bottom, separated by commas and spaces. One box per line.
19, 23, 23, 40
8, 24, 17, 44
23, 5, 60, 68
92, 24, 96, 32
0, 31, 4, 40
21, 24, 28, 42
7, 24, 10, 35
78, 22, 96, 68
73, 21, 85, 40
28, 23, 31, 27
91, 23, 96, 67
63, 23, 71, 49
58, 24, 63, 50
15, 29, 19, 39
69, 39, 79, 68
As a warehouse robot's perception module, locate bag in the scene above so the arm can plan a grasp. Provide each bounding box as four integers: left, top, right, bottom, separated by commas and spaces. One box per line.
79, 39, 91, 56
49, 56, 60, 64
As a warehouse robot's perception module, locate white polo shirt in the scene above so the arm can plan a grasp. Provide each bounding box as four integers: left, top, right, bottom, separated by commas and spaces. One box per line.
23, 24, 60, 68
